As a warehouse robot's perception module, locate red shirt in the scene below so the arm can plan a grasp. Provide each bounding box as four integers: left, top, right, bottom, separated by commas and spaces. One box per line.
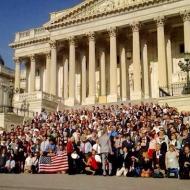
88, 156, 98, 170
66, 141, 73, 154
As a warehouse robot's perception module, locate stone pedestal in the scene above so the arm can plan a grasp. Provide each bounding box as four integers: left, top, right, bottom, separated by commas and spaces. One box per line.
107, 94, 117, 103
99, 96, 107, 104
121, 97, 127, 102
64, 97, 75, 107
130, 91, 142, 100
85, 96, 96, 105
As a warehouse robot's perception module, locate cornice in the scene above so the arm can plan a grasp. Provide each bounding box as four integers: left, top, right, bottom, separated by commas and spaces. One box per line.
46, 0, 180, 30
9, 36, 50, 49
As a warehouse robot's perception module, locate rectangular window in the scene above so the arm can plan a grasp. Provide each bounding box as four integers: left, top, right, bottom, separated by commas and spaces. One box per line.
179, 43, 184, 54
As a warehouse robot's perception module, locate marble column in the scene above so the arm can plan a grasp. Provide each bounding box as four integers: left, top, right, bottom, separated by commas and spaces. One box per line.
29, 55, 36, 92
98, 47, 107, 103
50, 41, 57, 96
67, 36, 76, 106
181, 11, 190, 53
119, 44, 127, 101
63, 56, 69, 100
141, 37, 150, 99
0, 85, 3, 106
131, 22, 142, 100
39, 66, 45, 92
166, 33, 173, 85
100, 48, 106, 96
156, 16, 168, 88
86, 32, 96, 104
107, 27, 118, 103
81, 51, 87, 104
45, 52, 51, 93
25, 62, 30, 93
14, 57, 21, 92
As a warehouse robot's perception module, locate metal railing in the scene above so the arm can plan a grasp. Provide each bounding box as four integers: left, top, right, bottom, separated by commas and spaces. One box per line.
0, 105, 35, 117
159, 82, 190, 97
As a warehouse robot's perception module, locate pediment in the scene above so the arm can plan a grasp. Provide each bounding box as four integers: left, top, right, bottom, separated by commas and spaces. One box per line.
47, 0, 152, 26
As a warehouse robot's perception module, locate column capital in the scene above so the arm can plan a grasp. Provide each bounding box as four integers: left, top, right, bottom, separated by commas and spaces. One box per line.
13, 57, 20, 64
86, 31, 95, 41
108, 27, 117, 37
68, 36, 76, 45
29, 54, 36, 62
155, 16, 165, 27
180, 10, 190, 22
45, 52, 51, 59
49, 40, 57, 49
131, 22, 141, 32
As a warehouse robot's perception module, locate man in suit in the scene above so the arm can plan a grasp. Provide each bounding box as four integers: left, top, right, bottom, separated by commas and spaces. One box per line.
116, 146, 131, 176
152, 143, 166, 177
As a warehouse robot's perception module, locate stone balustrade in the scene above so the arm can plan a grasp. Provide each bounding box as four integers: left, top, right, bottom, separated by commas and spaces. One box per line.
15, 27, 49, 42
0, 64, 14, 78
14, 91, 62, 103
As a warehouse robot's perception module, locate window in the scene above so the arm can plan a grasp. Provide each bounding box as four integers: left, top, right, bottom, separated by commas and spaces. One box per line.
179, 43, 184, 54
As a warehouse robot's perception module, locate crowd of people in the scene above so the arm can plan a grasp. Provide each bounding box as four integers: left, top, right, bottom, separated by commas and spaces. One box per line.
0, 102, 190, 179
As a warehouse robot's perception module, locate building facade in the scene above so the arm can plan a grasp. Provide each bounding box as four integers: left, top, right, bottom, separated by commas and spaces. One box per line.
0, 58, 14, 110
10, 0, 190, 112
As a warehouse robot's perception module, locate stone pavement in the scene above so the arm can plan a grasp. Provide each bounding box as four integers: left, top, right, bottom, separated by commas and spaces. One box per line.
0, 174, 189, 190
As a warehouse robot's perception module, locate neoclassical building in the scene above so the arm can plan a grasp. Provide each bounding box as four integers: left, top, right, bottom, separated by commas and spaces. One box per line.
10, 0, 190, 112
0, 57, 14, 110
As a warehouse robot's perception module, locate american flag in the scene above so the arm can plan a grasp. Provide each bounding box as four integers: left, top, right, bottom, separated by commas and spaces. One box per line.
39, 152, 68, 173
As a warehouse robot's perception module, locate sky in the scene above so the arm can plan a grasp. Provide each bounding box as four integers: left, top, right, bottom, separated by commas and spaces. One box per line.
0, 0, 82, 69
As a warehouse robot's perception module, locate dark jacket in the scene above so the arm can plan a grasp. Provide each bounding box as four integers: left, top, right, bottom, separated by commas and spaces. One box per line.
141, 159, 153, 171
152, 151, 166, 170
118, 152, 131, 169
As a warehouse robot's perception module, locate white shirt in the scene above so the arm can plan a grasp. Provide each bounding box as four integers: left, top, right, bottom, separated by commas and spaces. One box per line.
25, 156, 33, 167
5, 160, 15, 169
40, 140, 49, 152
165, 151, 179, 169
92, 144, 101, 154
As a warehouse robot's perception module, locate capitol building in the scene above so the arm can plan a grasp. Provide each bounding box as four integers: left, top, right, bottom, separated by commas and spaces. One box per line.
10, 0, 190, 112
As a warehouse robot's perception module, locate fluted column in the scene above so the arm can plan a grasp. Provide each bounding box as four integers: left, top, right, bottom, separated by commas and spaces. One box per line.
29, 55, 36, 92
50, 41, 57, 95
100, 48, 106, 96
68, 37, 76, 105
119, 44, 127, 101
108, 27, 118, 103
181, 11, 190, 53
63, 56, 69, 100
131, 22, 142, 100
86, 32, 96, 104
14, 57, 21, 92
45, 52, 51, 93
141, 37, 150, 99
166, 33, 173, 85
25, 63, 30, 93
81, 51, 87, 104
156, 16, 168, 88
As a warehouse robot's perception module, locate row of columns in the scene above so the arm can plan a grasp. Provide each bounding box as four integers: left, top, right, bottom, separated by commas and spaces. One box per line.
14, 13, 190, 104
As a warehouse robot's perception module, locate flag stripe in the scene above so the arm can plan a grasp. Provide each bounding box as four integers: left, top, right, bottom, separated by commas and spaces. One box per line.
39, 152, 68, 173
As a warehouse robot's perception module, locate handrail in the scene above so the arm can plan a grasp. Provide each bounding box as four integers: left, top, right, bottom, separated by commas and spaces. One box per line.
0, 105, 35, 117
159, 87, 171, 97
159, 82, 190, 97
